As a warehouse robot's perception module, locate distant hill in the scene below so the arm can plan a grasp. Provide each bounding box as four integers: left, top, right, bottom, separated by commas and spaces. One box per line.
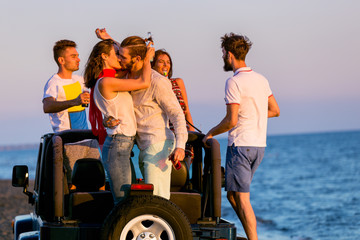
0, 144, 38, 151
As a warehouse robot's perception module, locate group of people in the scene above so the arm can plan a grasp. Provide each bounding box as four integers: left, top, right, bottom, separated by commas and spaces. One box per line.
42, 29, 279, 240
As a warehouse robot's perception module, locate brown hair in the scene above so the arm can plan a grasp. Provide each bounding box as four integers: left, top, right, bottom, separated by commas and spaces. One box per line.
53, 40, 77, 66
84, 39, 115, 88
151, 49, 174, 78
221, 33, 252, 61
120, 36, 147, 60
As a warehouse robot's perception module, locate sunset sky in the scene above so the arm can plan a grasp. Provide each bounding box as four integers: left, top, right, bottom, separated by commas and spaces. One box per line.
1, 0, 359, 145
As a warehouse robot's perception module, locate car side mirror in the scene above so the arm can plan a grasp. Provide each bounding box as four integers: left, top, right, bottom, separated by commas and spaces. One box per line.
12, 165, 29, 188
12, 165, 34, 205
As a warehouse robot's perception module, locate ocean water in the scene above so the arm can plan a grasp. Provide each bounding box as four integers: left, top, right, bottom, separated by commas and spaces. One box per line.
1, 130, 359, 240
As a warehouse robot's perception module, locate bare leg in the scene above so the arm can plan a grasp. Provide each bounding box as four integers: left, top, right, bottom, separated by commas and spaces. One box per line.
227, 191, 241, 219
227, 191, 258, 240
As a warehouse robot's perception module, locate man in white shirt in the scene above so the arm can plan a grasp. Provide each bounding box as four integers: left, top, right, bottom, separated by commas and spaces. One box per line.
203, 33, 280, 240
118, 36, 188, 200
43, 40, 90, 132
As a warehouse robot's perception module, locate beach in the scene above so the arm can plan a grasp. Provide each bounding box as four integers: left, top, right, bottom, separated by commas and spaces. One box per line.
0, 180, 33, 240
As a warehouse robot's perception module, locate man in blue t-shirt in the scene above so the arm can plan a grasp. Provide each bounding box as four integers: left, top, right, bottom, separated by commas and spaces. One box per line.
43, 40, 89, 132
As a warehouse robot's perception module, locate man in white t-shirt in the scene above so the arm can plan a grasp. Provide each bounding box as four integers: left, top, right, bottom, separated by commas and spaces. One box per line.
203, 33, 280, 240
43, 40, 90, 132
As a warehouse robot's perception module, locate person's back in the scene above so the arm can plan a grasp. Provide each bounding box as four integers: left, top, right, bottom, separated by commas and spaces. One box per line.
93, 79, 136, 137
226, 68, 272, 147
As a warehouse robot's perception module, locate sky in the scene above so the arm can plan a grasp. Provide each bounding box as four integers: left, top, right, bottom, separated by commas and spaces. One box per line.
0, 0, 359, 145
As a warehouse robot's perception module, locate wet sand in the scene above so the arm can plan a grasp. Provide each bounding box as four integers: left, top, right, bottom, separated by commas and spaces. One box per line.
0, 180, 33, 240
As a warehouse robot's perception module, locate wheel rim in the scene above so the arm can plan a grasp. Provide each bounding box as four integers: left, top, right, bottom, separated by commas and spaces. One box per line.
119, 214, 175, 240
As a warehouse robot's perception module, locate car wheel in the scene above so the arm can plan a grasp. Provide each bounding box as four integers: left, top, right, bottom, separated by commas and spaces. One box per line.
101, 195, 192, 240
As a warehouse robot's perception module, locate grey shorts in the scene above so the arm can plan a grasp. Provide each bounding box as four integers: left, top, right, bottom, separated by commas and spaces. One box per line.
225, 145, 265, 192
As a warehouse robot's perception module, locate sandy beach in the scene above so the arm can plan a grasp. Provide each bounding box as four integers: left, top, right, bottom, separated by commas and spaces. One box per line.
0, 180, 33, 240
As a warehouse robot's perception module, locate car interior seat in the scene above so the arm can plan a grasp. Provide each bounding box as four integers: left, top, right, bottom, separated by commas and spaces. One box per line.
170, 159, 201, 224
69, 158, 114, 222
49, 130, 113, 223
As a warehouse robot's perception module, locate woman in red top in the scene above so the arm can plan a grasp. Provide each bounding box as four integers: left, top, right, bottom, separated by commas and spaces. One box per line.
95, 29, 195, 166
84, 39, 154, 203
95, 29, 195, 133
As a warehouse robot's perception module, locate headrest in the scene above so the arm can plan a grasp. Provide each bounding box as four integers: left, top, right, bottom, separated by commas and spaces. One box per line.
71, 158, 105, 192
63, 139, 101, 185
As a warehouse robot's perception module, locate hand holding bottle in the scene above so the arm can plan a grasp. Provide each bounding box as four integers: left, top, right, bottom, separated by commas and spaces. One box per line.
168, 148, 185, 170
81, 89, 90, 107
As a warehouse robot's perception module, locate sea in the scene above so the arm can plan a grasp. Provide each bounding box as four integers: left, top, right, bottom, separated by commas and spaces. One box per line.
1, 130, 359, 240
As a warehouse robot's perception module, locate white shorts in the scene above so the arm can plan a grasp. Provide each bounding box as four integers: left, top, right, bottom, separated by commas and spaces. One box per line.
139, 140, 175, 199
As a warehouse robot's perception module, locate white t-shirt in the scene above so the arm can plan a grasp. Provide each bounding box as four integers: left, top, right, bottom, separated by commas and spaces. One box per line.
43, 74, 88, 132
225, 67, 272, 147
93, 79, 137, 136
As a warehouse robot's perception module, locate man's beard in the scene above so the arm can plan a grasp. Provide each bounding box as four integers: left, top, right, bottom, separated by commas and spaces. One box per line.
223, 58, 232, 72
122, 60, 135, 71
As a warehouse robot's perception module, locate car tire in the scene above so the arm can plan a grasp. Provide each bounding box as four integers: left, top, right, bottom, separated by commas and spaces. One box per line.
101, 195, 192, 240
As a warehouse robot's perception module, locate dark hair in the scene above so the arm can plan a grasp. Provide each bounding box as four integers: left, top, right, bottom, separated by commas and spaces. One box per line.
53, 39, 77, 66
151, 49, 173, 78
120, 36, 147, 60
84, 39, 115, 88
221, 33, 252, 61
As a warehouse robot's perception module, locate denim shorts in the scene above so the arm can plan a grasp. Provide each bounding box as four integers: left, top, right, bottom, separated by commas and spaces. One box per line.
102, 134, 135, 203
225, 145, 265, 193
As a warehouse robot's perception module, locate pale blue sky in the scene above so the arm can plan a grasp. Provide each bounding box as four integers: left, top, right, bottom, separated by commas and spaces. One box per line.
1, 0, 359, 145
